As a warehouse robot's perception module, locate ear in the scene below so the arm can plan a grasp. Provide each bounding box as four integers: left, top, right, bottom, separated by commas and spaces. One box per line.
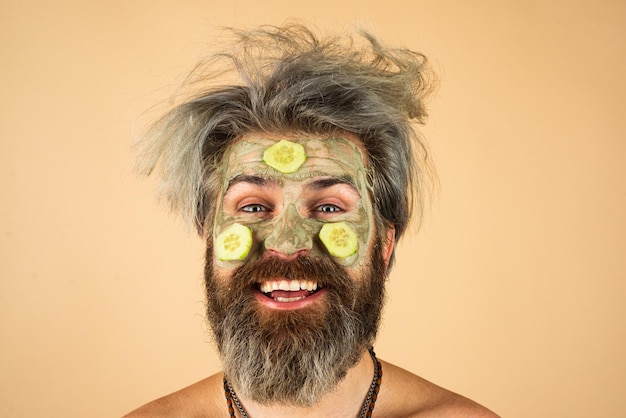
382, 224, 396, 271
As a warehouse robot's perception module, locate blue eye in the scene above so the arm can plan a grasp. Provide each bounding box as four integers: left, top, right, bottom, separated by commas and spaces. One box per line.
241, 204, 266, 213
317, 204, 341, 213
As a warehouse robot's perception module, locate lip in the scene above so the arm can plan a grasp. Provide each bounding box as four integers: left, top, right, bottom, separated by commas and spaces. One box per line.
255, 287, 327, 310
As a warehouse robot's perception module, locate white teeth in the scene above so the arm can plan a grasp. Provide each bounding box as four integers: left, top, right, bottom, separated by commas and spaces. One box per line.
259, 280, 319, 294
275, 296, 306, 302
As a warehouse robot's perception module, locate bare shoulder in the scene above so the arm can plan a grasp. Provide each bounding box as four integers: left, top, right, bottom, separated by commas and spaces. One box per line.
375, 360, 500, 418
121, 373, 227, 418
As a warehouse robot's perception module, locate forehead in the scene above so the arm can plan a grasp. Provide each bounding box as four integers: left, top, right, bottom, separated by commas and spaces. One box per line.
221, 134, 367, 181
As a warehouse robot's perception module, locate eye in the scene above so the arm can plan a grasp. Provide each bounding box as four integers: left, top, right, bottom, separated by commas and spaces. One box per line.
240, 204, 267, 213
316, 204, 342, 213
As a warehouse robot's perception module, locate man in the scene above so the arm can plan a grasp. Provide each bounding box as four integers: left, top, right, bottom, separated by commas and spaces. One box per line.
125, 24, 498, 417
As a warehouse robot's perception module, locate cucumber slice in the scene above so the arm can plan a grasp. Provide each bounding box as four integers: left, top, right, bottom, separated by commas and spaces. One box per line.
319, 222, 358, 258
215, 223, 253, 261
263, 139, 306, 173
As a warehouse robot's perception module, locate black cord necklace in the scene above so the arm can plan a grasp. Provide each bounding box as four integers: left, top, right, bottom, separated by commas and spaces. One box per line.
224, 347, 382, 418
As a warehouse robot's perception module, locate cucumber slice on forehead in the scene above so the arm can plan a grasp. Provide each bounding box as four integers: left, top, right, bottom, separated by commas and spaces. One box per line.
319, 222, 358, 258
263, 139, 306, 173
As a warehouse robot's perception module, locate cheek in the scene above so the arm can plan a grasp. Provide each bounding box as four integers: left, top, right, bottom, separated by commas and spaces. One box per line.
336, 202, 375, 271
206, 239, 236, 284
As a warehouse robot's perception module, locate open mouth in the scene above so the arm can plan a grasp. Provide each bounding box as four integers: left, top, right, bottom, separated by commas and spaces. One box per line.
258, 279, 322, 302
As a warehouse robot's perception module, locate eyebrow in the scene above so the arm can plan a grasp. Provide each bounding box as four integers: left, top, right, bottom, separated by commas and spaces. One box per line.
227, 174, 274, 189
306, 175, 357, 191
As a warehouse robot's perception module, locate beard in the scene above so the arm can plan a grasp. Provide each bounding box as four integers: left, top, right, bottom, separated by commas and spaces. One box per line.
204, 241, 387, 407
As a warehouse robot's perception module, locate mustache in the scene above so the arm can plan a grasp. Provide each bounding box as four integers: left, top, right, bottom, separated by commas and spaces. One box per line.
231, 254, 353, 291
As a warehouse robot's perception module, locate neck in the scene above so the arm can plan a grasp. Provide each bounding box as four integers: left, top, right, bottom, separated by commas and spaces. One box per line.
230, 349, 376, 418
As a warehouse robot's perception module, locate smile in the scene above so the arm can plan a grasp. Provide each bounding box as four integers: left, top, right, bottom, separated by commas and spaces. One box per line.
257, 279, 324, 306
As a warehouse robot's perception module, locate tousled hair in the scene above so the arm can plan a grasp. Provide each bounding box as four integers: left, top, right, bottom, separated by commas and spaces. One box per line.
136, 23, 436, 261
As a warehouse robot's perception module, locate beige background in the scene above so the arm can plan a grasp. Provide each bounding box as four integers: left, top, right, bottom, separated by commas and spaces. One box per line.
2, 1, 625, 417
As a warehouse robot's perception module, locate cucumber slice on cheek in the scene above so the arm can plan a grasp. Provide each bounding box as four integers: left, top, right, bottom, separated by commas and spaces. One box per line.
319, 222, 358, 258
215, 223, 253, 261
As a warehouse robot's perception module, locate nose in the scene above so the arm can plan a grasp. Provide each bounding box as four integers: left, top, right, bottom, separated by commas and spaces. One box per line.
263, 204, 314, 259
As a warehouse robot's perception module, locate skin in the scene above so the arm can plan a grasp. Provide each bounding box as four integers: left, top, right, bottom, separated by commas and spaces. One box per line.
123, 132, 499, 418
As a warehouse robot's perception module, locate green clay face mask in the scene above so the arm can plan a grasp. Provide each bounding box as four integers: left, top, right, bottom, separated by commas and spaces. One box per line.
214, 134, 375, 271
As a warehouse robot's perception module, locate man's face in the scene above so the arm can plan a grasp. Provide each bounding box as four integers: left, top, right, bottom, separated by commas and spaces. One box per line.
213, 133, 379, 290
204, 133, 393, 406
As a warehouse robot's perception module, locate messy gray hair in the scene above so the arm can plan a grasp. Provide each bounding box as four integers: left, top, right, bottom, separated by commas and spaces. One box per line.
136, 23, 436, 253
